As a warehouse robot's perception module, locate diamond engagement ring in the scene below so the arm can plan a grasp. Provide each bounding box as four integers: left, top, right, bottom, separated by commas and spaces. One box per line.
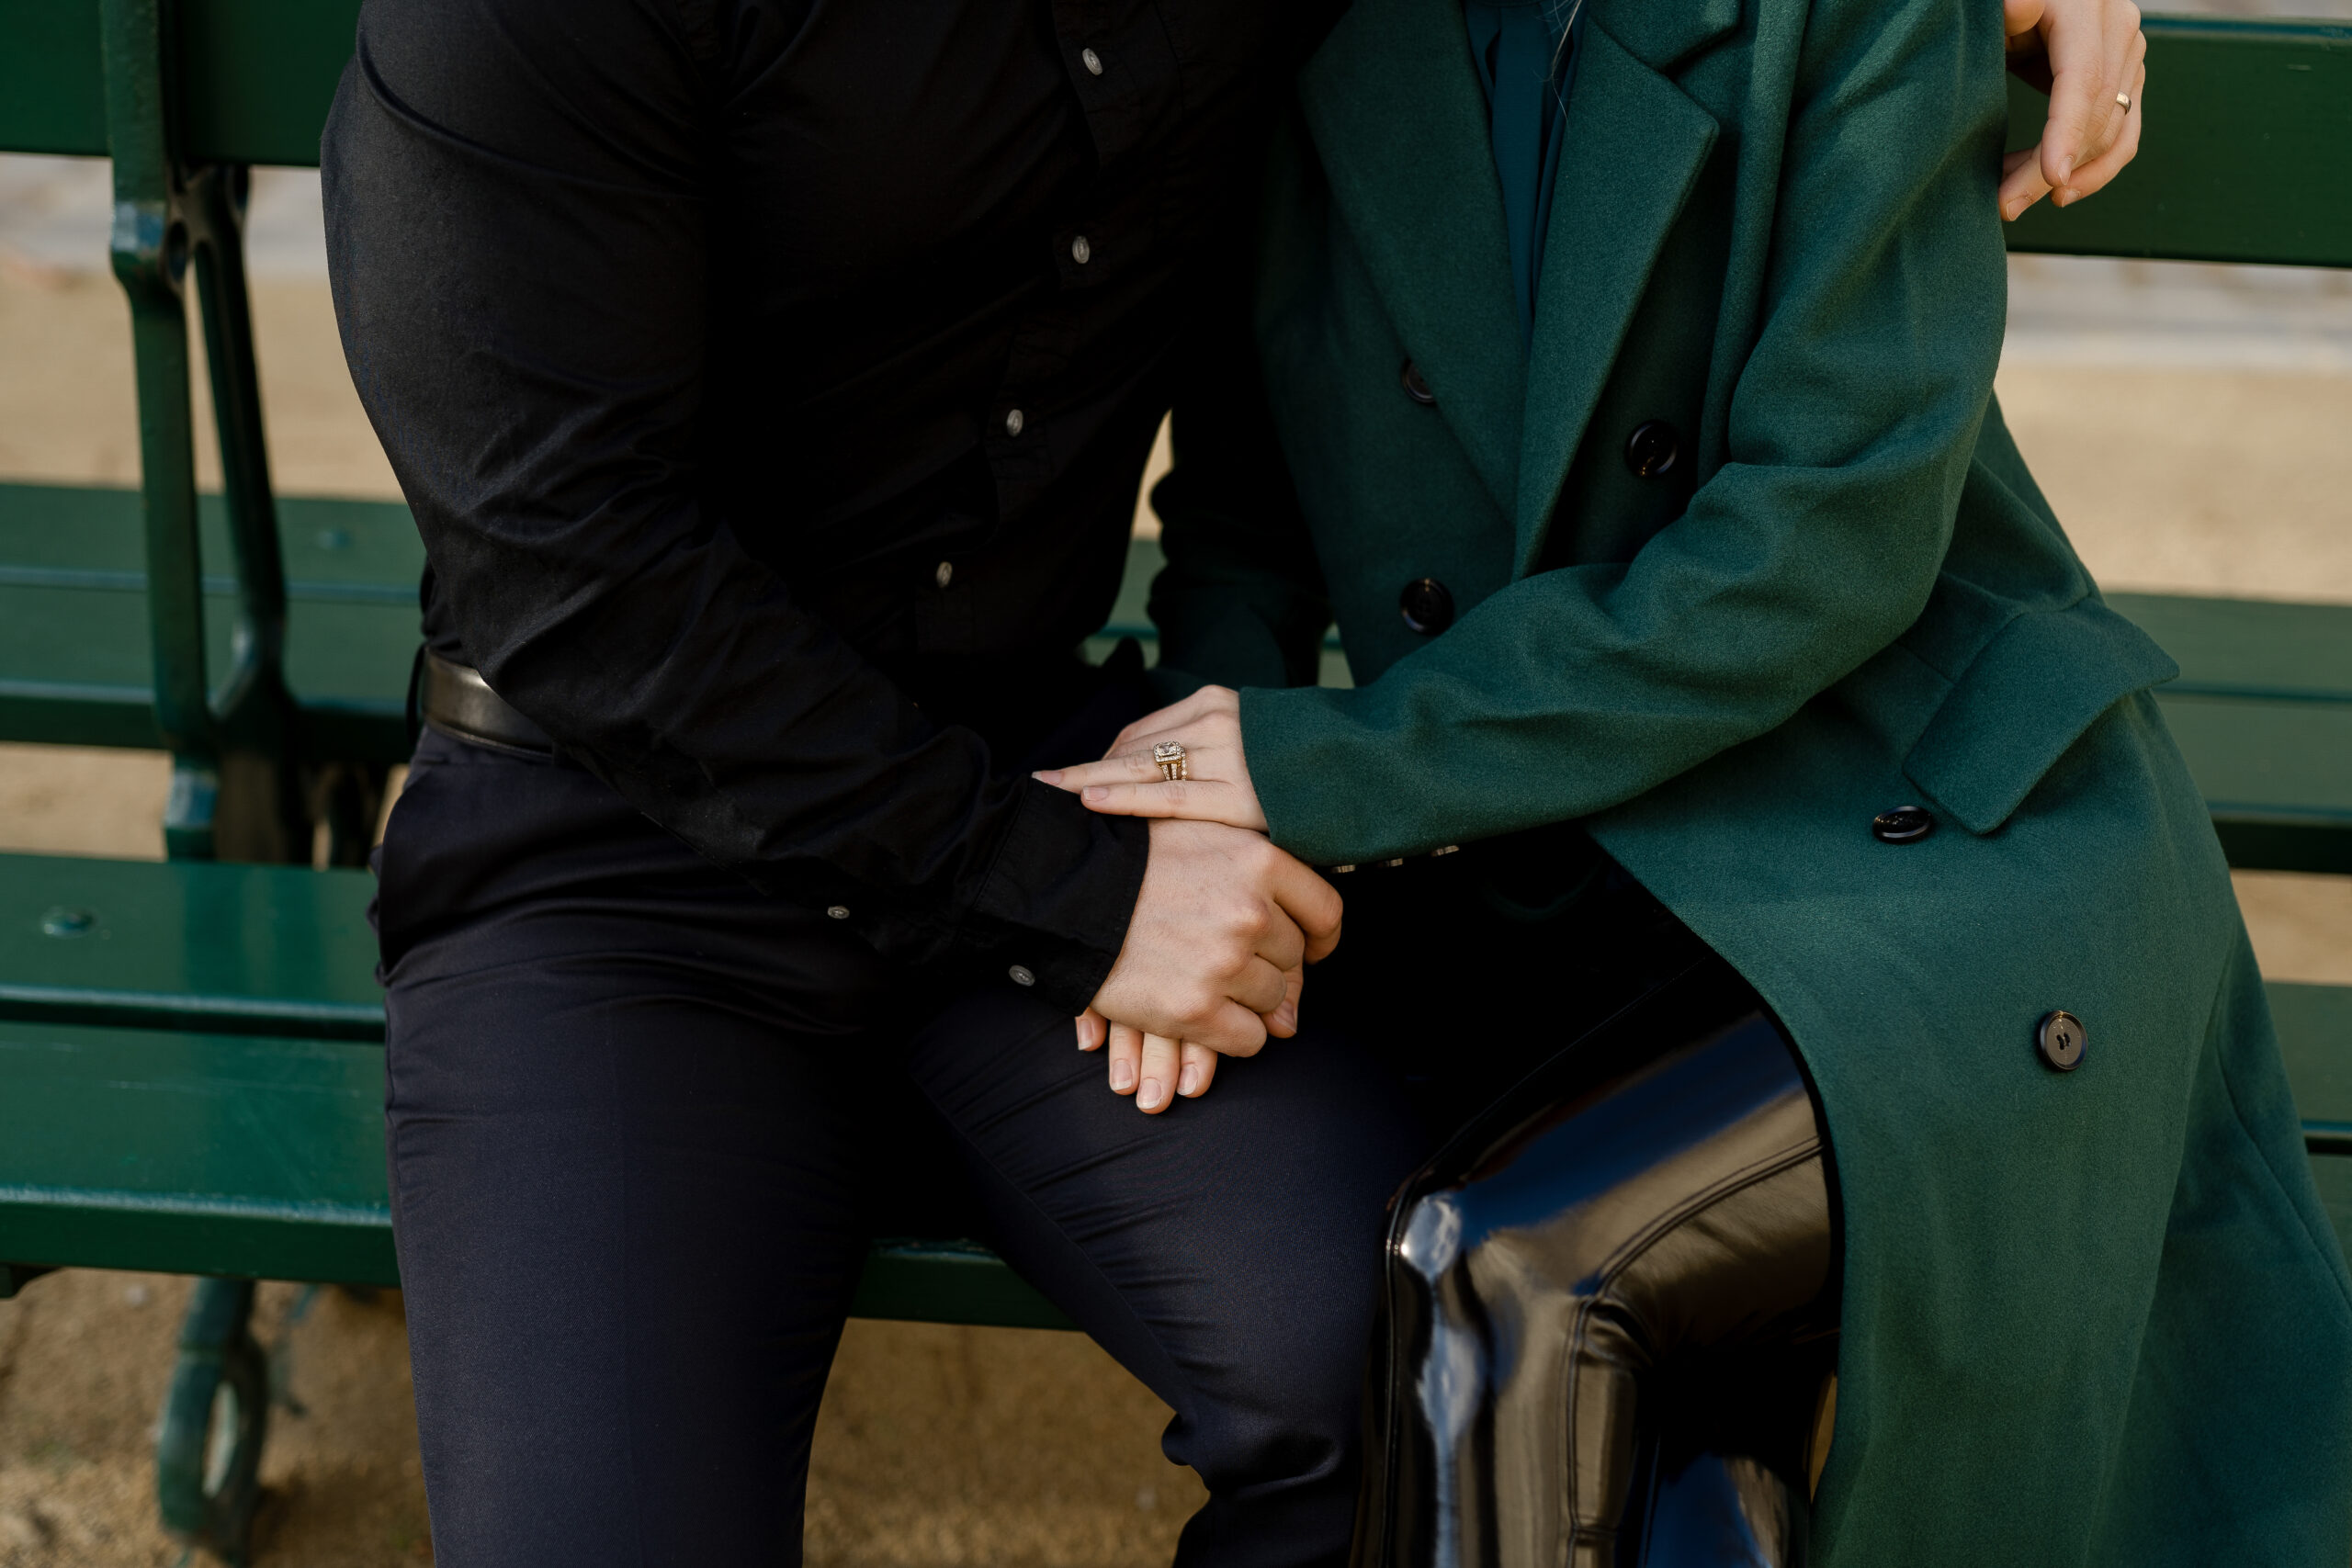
1153, 741, 1188, 783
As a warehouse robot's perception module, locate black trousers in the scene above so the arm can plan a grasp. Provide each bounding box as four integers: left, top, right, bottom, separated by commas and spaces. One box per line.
374, 677, 1713, 1568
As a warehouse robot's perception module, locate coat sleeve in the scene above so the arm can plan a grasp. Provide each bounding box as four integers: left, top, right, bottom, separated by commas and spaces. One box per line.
1238, 0, 2009, 866
322, 0, 1147, 1009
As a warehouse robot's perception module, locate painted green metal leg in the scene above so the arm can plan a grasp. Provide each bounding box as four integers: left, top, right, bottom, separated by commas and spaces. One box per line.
100, 0, 309, 1550
156, 1279, 269, 1566
101, 0, 304, 867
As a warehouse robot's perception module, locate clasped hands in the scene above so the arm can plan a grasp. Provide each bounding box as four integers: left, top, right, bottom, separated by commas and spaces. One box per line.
1035, 687, 1298, 1114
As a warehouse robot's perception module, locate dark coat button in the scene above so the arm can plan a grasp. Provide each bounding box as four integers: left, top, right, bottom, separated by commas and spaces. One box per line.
1400, 359, 1437, 405
2036, 1010, 2087, 1071
1624, 420, 1680, 479
1399, 577, 1454, 635
1871, 805, 1934, 844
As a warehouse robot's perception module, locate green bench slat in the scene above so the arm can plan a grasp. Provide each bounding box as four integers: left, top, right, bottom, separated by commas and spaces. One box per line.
0, 1015, 1075, 1329
2152, 694, 2352, 875
2004, 18, 2352, 268
849, 1240, 1078, 1332
0, 1022, 391, 1283
0, 583, 417, 761
0, 0, 360, 166
0, 483, 424, 596
2105, 592, 2352, 876
2107, 592, 2352, 705
0, 852, 381, 1040
0, 482, 422, 760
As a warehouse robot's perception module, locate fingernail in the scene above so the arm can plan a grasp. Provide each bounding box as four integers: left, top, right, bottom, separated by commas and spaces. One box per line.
1179, 1063, 1203, 1096
1139, 1077, 1167, 1110
1082, 785, 1108, 804
1111, 1059, 1136, 1092
1034, 769, 1062, 784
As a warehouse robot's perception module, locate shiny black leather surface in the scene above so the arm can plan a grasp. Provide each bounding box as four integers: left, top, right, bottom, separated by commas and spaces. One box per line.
1354, 962, 1837, 1568
1625, 1452, 1800, 1568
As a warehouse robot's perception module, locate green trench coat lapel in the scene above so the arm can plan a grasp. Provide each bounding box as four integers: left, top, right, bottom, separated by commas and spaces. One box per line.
1295, 0, 1526, 517
1515, 18, 1721, 572
1296, 0, 1730, 570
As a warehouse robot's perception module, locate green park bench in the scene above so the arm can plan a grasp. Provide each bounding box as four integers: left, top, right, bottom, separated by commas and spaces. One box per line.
0, 0, 2347, 1558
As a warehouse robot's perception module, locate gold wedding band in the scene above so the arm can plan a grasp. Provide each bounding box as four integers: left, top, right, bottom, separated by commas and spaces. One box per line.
1153, 741, 1188, 783
2116, 90, 2132, 109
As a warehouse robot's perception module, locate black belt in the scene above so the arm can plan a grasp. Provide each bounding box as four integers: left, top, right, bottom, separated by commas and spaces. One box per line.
414, 649, 556, 758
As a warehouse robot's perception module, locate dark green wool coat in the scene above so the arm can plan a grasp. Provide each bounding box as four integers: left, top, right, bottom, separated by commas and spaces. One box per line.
1144, 0, 2352, 1554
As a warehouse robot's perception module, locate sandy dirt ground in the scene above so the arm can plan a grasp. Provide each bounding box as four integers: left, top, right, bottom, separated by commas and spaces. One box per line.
1, 178, 2348, 1563
0, 1269, 1204, 1568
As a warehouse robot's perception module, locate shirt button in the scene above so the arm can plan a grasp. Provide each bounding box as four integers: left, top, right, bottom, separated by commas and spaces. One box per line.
1009, 964, 1037, 987
1004, 409, 1025, 436
2036, 1010, 2087, 1072
1081, 47, 1103, 74
1399, 359, 1436, 405
1070, 234, 1091, 265
934, 560, 954, 590
826, 905, 851, 920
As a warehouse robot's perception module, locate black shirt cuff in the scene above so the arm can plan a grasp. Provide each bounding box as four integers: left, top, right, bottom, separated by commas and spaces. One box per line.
966, 778, 1151, 1013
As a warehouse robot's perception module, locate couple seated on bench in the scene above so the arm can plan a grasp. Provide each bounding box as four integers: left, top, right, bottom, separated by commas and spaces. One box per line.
326, 0, 2349, 1559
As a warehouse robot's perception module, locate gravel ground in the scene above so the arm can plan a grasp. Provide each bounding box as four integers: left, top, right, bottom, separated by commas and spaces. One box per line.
2, 147, 2349, 1564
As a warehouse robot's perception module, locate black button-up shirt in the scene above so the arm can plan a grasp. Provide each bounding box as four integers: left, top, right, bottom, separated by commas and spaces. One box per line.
323, 0, 1332, 1007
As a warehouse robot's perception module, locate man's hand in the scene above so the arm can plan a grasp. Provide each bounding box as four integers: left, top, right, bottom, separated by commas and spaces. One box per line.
2002, 0, 2146, 220
1078, 817, 1340, 1112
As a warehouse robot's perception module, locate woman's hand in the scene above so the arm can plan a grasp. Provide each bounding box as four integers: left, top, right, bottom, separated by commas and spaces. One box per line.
2001, 0, 2145, 221
1075, 956, 1306, 1113
1075, 1011, 1224, 1112
1035, 685, 1268, 833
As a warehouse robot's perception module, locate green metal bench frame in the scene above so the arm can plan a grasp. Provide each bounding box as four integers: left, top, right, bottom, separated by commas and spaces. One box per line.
0, 1, 2349, 1560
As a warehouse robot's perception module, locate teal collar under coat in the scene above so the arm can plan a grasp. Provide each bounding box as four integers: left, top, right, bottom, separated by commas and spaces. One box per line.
1463, 0, 1574, 341
1297, 0, 1734, 572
